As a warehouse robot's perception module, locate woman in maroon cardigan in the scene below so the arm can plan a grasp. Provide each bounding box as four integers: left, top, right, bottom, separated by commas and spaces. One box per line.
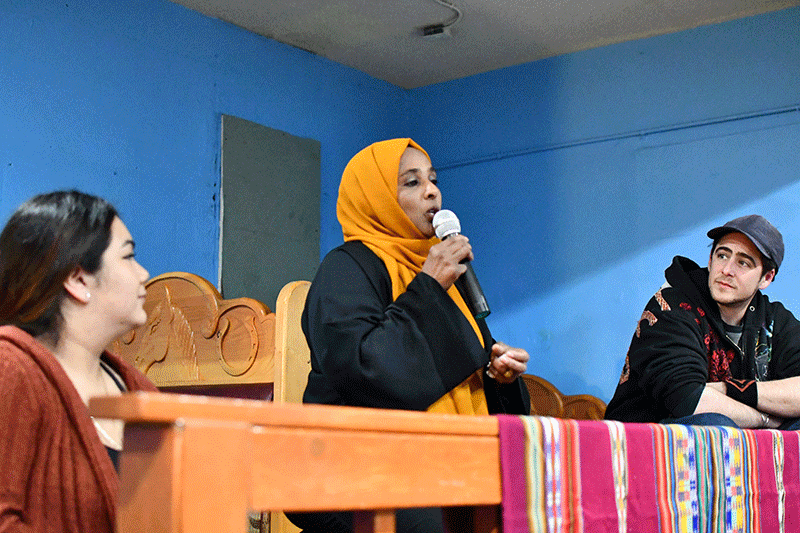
0, 190, 157, 533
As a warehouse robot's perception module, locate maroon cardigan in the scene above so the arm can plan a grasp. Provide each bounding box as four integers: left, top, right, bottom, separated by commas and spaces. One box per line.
0, 325, 157, 533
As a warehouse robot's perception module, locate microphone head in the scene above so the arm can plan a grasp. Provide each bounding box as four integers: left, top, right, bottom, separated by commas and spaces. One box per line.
433, 209, 460, 239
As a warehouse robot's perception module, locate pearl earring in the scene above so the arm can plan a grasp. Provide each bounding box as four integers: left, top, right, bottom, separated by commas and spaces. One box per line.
85, 292, 91, 301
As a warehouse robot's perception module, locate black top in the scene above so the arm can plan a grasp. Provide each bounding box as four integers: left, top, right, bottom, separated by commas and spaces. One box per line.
605, 256, 800, 423
301, 240, 530, 414
99, 359, 126, 470
290, 241, 529, 533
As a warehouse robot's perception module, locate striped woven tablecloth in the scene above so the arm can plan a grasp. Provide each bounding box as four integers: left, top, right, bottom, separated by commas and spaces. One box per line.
498, 416, 800, 533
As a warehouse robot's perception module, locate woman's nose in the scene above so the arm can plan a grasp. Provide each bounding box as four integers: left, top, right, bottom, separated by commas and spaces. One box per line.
424, 180, 439, 198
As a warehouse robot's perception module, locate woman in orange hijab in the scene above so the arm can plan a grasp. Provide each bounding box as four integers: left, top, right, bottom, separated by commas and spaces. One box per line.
289, 139, 530, 533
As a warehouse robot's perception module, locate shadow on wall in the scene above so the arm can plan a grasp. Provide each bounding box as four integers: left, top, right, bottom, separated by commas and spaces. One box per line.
441, 112, 800, 311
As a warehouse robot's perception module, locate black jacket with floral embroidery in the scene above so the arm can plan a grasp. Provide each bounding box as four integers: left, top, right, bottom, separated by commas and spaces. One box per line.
605, 256, 800, 423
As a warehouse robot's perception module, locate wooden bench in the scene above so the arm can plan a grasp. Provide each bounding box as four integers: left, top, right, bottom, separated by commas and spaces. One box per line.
110, 272, 605, 533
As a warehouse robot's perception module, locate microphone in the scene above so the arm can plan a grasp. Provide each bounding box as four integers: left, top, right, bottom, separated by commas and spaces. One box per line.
432, 209, 491, 319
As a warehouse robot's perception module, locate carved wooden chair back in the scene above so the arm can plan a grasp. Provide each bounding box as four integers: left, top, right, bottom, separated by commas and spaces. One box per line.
521, 374, 607, 420
270, 280, 312, 533
111, 272, 276, 397
273, 280, 312, 404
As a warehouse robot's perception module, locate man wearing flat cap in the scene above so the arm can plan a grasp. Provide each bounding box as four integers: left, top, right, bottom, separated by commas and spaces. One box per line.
605, 215, 800, 429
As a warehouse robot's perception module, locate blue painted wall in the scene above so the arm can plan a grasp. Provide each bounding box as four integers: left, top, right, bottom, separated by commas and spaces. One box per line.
0, 0, 407, 284
408, 7, 800, 400
2, 0, 798, 402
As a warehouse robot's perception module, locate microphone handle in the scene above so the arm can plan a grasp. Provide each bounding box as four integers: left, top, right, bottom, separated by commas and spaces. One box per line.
456, 263, 491, 319
442, 231, 491, 319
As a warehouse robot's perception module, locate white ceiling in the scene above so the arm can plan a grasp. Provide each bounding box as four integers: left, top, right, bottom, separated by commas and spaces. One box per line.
169, 0, 800, 89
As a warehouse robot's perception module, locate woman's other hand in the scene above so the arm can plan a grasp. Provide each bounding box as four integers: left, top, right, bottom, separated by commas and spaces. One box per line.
486, 341, 529, 383
422, 235, 473, 290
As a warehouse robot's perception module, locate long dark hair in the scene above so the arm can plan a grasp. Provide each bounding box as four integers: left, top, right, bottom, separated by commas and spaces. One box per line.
0, 190, 118, 339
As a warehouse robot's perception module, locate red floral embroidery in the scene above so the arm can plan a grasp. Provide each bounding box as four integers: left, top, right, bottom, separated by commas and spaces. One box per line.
705, 328, 734, 381
680, 302, 692, 311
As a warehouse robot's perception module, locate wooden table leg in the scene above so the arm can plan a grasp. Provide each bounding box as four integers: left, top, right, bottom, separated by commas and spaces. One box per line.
443, 505, 500, 533
118, 420, 251, 533
472, 505, 500, 533
118, 424, 183, 533
354, 510, 396, 533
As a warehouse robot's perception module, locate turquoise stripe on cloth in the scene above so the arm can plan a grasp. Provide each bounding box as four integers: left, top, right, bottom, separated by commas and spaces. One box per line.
497, 415, 800, 533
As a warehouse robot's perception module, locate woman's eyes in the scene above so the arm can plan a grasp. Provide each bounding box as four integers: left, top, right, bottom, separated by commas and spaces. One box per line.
402, 176, 436, 187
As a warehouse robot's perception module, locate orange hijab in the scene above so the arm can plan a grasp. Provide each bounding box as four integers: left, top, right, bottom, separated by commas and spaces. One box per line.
337, 138, 488, 415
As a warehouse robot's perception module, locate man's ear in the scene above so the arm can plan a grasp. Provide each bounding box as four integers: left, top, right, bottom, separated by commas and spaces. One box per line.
63, 267, 92, 304
759, 269, 776, 291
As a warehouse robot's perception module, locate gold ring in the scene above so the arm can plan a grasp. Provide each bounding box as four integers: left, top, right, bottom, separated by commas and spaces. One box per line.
503, 369, 513, 379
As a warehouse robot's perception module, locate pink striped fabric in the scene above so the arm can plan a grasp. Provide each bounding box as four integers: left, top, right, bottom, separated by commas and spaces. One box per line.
497, 415, 800, 533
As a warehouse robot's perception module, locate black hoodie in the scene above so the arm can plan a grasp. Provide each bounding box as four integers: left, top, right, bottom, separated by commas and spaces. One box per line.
605, 256, 800, 423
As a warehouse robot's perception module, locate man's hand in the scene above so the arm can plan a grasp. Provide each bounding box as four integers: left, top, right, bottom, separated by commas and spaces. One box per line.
697, 384, 784, 428
704, 380, 793, 426
486, 341, 529, 384
762, 412, 784, 429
